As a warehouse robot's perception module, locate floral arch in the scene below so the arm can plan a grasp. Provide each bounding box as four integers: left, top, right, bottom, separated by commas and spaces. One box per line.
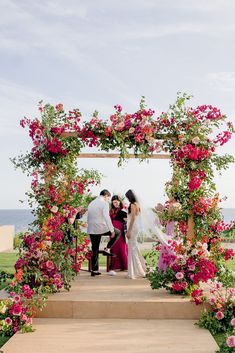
1, 94, 234, 345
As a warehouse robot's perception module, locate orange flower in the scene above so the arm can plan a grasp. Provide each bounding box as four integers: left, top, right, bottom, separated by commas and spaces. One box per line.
14, 269, 24, 282
39, 241, 47, 250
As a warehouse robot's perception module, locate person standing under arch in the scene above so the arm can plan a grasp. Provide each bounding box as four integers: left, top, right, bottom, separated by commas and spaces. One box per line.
87, 189, 120, 277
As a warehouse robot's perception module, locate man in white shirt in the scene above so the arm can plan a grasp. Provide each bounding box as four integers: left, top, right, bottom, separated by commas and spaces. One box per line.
87, 189, 120, 276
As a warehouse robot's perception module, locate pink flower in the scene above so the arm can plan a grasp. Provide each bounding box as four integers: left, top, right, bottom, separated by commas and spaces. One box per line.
171, 281, 187, 292
20, 314, 28, 322
5, 317, 12, 325
231, 318, 235, 327
45, 260, 55, 270
13, 295, 21, 303
55, 103, 64, 112
215, 311, 224, 320
188, 177, 202, 191
188, 264, 196, 271
175, 272, 184, 280
226, 336, 235, 348
11, 303, 22, 316
208, 298, 216, 305
114, 104, 122, 112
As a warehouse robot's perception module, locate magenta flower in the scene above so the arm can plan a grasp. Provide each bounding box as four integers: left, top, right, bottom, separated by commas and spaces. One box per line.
11, 303, 23, 316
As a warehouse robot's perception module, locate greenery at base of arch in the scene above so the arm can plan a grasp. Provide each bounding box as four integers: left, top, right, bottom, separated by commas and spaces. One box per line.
0, 94, 234, 351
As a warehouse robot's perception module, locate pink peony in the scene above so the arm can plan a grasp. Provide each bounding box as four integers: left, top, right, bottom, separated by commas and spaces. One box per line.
226, 336, 235, 348
215, 311, 224, 320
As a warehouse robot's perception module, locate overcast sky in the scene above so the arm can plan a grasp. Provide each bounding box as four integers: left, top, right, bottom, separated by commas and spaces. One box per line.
1, 0, 235, 209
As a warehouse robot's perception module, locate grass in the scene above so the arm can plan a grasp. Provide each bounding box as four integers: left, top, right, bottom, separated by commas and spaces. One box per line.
0, 336, 10, 349
0, 253, 18, 274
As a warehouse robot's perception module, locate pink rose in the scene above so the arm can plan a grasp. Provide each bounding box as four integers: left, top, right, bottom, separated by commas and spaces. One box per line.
45, 260, 55, 270
226, 336, 235, 348
231, 318, 235, 327
5, 317, 12, 325
13, 295, 21, 303
175, 272, 184, 280
11, 303, 22, 316
215, 311, 224, 320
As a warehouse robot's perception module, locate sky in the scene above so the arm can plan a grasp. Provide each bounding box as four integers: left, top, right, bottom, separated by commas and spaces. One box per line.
0, 0, 235, 209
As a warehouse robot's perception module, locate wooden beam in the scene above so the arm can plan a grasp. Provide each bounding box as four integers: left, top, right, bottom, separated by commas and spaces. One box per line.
78, 153, 170, 159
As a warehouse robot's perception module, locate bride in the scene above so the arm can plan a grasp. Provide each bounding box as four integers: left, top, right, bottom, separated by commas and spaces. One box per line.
125, 189, 146, 279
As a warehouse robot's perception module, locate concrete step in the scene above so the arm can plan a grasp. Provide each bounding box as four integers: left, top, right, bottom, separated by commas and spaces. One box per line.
36, 270, 207, 319
1, 318, 218, 353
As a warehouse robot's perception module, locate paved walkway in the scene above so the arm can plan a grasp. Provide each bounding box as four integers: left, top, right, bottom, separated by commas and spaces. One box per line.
1, 270, 218, 353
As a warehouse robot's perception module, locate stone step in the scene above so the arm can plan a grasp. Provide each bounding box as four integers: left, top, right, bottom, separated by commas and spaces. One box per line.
1, 318, 218, 353
36, 270, 207, 319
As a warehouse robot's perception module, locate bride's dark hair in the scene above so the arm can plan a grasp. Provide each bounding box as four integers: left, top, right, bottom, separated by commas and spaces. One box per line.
125, 189, 139, 213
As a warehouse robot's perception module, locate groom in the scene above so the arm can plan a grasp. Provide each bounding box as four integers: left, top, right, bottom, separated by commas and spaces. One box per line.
87, 189, 120, 277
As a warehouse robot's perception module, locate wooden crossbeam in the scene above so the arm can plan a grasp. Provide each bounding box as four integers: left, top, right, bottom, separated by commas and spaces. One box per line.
78, 153, 170, 159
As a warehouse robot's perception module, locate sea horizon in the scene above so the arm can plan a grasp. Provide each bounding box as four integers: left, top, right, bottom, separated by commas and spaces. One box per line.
0, 208, 234, 234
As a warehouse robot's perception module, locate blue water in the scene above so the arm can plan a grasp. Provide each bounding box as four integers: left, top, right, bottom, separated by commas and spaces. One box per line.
0, 209, 34, 233
0, 208, 234, 234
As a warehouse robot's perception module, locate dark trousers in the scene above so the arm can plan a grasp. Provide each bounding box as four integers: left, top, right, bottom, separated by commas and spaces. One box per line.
90, 228, 120, 272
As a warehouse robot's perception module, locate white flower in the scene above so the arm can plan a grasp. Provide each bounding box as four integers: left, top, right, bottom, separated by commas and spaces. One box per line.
155, 145, 162, 153
45, 241, 52, 248
191, 249, 198, 256
192, 136, 200, 145
129, 127, 135, 134
51, 206, 58, 214
172, 202, 181, 209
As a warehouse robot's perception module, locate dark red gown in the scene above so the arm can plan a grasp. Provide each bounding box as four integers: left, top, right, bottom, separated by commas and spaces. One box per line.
110, 208, 128, 271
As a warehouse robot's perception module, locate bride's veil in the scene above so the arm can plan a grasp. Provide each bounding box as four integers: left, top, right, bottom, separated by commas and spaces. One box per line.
136, 195, 170, 247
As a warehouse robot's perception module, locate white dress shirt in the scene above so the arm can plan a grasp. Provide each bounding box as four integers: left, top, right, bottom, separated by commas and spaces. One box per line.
87, 196, 114, 234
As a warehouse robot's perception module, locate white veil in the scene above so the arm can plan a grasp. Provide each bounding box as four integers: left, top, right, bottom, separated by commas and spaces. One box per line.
136, 196, 171, 247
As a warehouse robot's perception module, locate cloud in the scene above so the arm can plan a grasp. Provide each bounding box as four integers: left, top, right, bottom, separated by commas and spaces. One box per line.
206, 72, 235, 93
0, 78, 53, 135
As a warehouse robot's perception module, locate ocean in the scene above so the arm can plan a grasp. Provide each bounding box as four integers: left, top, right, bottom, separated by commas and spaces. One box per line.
0, 208, 234, 234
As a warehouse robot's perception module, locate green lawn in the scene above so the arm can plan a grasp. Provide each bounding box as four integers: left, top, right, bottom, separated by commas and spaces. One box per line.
226, 256, 235, 270
0, 250, 234, 275
0, 253, 18, 274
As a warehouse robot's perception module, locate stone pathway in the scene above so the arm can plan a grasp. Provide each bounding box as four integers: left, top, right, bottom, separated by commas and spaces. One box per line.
1, 270, 218, 353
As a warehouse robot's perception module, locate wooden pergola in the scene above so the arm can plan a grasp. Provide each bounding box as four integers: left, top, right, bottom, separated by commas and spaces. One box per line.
78, 153, 170, 159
